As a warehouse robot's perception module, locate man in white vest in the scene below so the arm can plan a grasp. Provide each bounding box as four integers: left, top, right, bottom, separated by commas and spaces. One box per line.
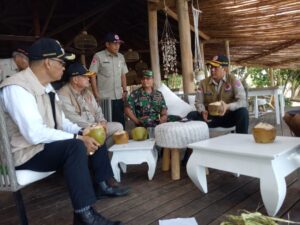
0, 38, 123, 225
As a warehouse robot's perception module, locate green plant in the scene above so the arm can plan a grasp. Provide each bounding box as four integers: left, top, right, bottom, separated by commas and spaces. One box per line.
166, 73, 182, 90
221, 211, 300, 225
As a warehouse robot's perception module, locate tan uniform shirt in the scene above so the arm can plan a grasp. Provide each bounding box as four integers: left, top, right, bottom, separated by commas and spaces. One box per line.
89, 50, 128, 100
195, 74, 247, 113
0, 58, 19, 82
58, 84, 123, 137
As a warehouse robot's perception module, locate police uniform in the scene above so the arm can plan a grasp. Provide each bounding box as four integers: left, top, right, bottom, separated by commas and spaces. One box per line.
187, 55, 249, 134
89, 50, 128, 100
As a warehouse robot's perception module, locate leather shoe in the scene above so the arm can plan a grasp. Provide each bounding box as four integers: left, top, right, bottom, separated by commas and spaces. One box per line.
96, 181, 129, 199
73, 207, 123, 225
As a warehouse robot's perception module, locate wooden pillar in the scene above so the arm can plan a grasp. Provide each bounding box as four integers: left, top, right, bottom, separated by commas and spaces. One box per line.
200, 43, 208, 78
148, 2, 161, 88
176, 0, 194, 93
31, 0, 41, 37
269, 68, 274, 86
225, 40, 231, 71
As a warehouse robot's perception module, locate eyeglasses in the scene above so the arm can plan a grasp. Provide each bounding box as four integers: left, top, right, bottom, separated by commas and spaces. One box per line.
50, 58, 66, 67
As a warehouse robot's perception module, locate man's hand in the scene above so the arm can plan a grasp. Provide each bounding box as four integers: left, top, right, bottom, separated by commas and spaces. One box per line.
159, 114, 168, 124
77, 135, 100, 155
122, 91, 127, 101
220, 101, 229, 116
201, 111, 209, 122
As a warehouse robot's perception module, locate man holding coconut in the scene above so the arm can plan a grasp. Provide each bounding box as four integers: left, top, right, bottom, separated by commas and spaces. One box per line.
0, 38, 126, 225
187, 55, 249, 134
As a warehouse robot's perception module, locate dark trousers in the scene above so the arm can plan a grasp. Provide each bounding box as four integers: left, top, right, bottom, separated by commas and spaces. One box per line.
16, 139, 113, 210
112, 98, 125, 128
187, 107, 249, 134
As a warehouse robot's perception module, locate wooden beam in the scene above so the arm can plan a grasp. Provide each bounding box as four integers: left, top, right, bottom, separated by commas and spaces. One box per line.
237, 40, 300, 63
40, 0, 57, 37
47, 1, 120, 37
165, 6, 210, 40
0, 35, 37, 42
31, 0, 41, 36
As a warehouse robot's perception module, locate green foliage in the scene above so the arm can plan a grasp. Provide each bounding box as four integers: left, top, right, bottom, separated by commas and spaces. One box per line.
164, 73, 183, 90
248, 68, 271, 88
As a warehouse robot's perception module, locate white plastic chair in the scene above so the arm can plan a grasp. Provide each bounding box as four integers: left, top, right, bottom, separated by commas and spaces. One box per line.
0, 102, 55, 225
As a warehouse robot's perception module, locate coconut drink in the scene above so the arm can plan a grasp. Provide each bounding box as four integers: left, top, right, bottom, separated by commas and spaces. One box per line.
252, 122, 276, 143
113, 130, 129, 144
208, 101, 223, 116
131, 127, 148, 141
83, 124, 106, 145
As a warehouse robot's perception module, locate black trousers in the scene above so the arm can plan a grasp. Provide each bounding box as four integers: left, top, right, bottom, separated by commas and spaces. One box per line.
187, 107, 249, 134
112, 98, 125, 128
16, 139, 114, 210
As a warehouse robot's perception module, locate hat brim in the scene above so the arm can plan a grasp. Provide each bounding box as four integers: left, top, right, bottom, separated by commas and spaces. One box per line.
207, 60, 221, 67
83, 71, 96, 77
58, 53, 76, 61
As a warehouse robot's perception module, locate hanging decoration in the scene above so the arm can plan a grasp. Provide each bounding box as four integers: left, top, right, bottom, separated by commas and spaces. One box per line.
192, 0, 205, 81
74, 31, 97, 51
160, 2, 178, 79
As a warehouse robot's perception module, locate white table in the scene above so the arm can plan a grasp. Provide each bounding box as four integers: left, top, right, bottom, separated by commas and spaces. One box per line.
187, 133, 300, 216
248, 87, 284, 124
109, 139, 157, 182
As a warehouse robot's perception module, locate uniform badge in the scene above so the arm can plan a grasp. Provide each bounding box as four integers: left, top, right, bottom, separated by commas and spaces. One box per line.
224, 84, 232, 91
234, 80, 242, 88
92, 58, 97, 64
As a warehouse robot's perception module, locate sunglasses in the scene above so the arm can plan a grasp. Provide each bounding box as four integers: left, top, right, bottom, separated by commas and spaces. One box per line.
50, 58, 66, 67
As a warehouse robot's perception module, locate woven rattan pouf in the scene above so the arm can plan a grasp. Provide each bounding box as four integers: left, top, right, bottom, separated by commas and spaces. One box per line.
155, 121, 209, 180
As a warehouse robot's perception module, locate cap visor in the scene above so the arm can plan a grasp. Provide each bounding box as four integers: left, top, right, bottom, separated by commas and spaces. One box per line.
63, 53, 76, 61
114, 40, 124, 44
207, 60, 221, 67
84, 71, 96, 77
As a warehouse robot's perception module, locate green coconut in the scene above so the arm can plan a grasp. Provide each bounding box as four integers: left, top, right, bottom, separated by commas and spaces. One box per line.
131, 127, 148, 141
86, 125, 106, 145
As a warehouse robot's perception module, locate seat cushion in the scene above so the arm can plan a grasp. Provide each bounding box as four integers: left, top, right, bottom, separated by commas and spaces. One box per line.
16, 170, 55, 186
157, 84, 194, 118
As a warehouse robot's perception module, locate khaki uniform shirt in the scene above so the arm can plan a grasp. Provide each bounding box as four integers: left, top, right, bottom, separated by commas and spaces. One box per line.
58, 84, 123, 137
0, 58, 19, 82
195, 74, 247, 113
89, 50, 128, 100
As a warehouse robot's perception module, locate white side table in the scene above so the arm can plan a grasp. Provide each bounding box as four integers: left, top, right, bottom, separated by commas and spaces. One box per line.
187, 133, 300, 216
109, 139, 157, 182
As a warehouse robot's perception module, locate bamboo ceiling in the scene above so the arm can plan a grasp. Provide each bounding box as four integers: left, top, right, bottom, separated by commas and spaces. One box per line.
0, 0, 300, 69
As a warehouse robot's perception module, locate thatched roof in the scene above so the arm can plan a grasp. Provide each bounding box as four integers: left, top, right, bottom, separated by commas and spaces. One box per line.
0, 0, 300, 69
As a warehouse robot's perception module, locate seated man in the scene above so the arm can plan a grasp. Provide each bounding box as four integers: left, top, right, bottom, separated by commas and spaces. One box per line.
0, 38, 125, 225
58, 62, 123, 147
187, 55, 249, 134
58, 61, 129, 193
124, 70, 168, 128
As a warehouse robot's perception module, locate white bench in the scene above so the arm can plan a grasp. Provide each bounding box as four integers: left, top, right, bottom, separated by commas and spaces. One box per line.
187, 133, 300, 216
109, 139, 157, 182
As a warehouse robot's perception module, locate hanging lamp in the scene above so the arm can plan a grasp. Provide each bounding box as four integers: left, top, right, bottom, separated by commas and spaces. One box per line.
74, 31, 97, 51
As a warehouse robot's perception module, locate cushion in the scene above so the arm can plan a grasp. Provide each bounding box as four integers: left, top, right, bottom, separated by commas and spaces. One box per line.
16, 170, 55, 186
158, 84, 194, 118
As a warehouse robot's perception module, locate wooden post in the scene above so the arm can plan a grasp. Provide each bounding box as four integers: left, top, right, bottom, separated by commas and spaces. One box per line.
162, 148, 170, 171
176, 0, 194, 93
148, 2, 161, 88
171, 148, 180, 180
200, 43, 208, 78
225, 40, 231, 71
269, 68, 274, 86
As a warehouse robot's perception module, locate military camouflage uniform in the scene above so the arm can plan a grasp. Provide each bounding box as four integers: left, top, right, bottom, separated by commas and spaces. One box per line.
126, 87, 167, 127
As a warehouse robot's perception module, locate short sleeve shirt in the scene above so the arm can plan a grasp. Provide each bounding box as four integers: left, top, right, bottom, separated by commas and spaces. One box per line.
0, 58, 19, 82
126, 87, 167, 127
89, 50, 128, 100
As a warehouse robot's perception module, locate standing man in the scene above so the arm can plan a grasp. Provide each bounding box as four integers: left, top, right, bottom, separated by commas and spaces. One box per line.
0, 38, 122, 225
125, 70, 168, 128
0, 47, 29, 82
187, 55, 249, 134
89, 33, 128, 128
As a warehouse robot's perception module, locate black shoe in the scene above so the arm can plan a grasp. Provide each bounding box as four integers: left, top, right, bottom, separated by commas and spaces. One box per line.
73, 207, 122, 225
96, 181, 129, 199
